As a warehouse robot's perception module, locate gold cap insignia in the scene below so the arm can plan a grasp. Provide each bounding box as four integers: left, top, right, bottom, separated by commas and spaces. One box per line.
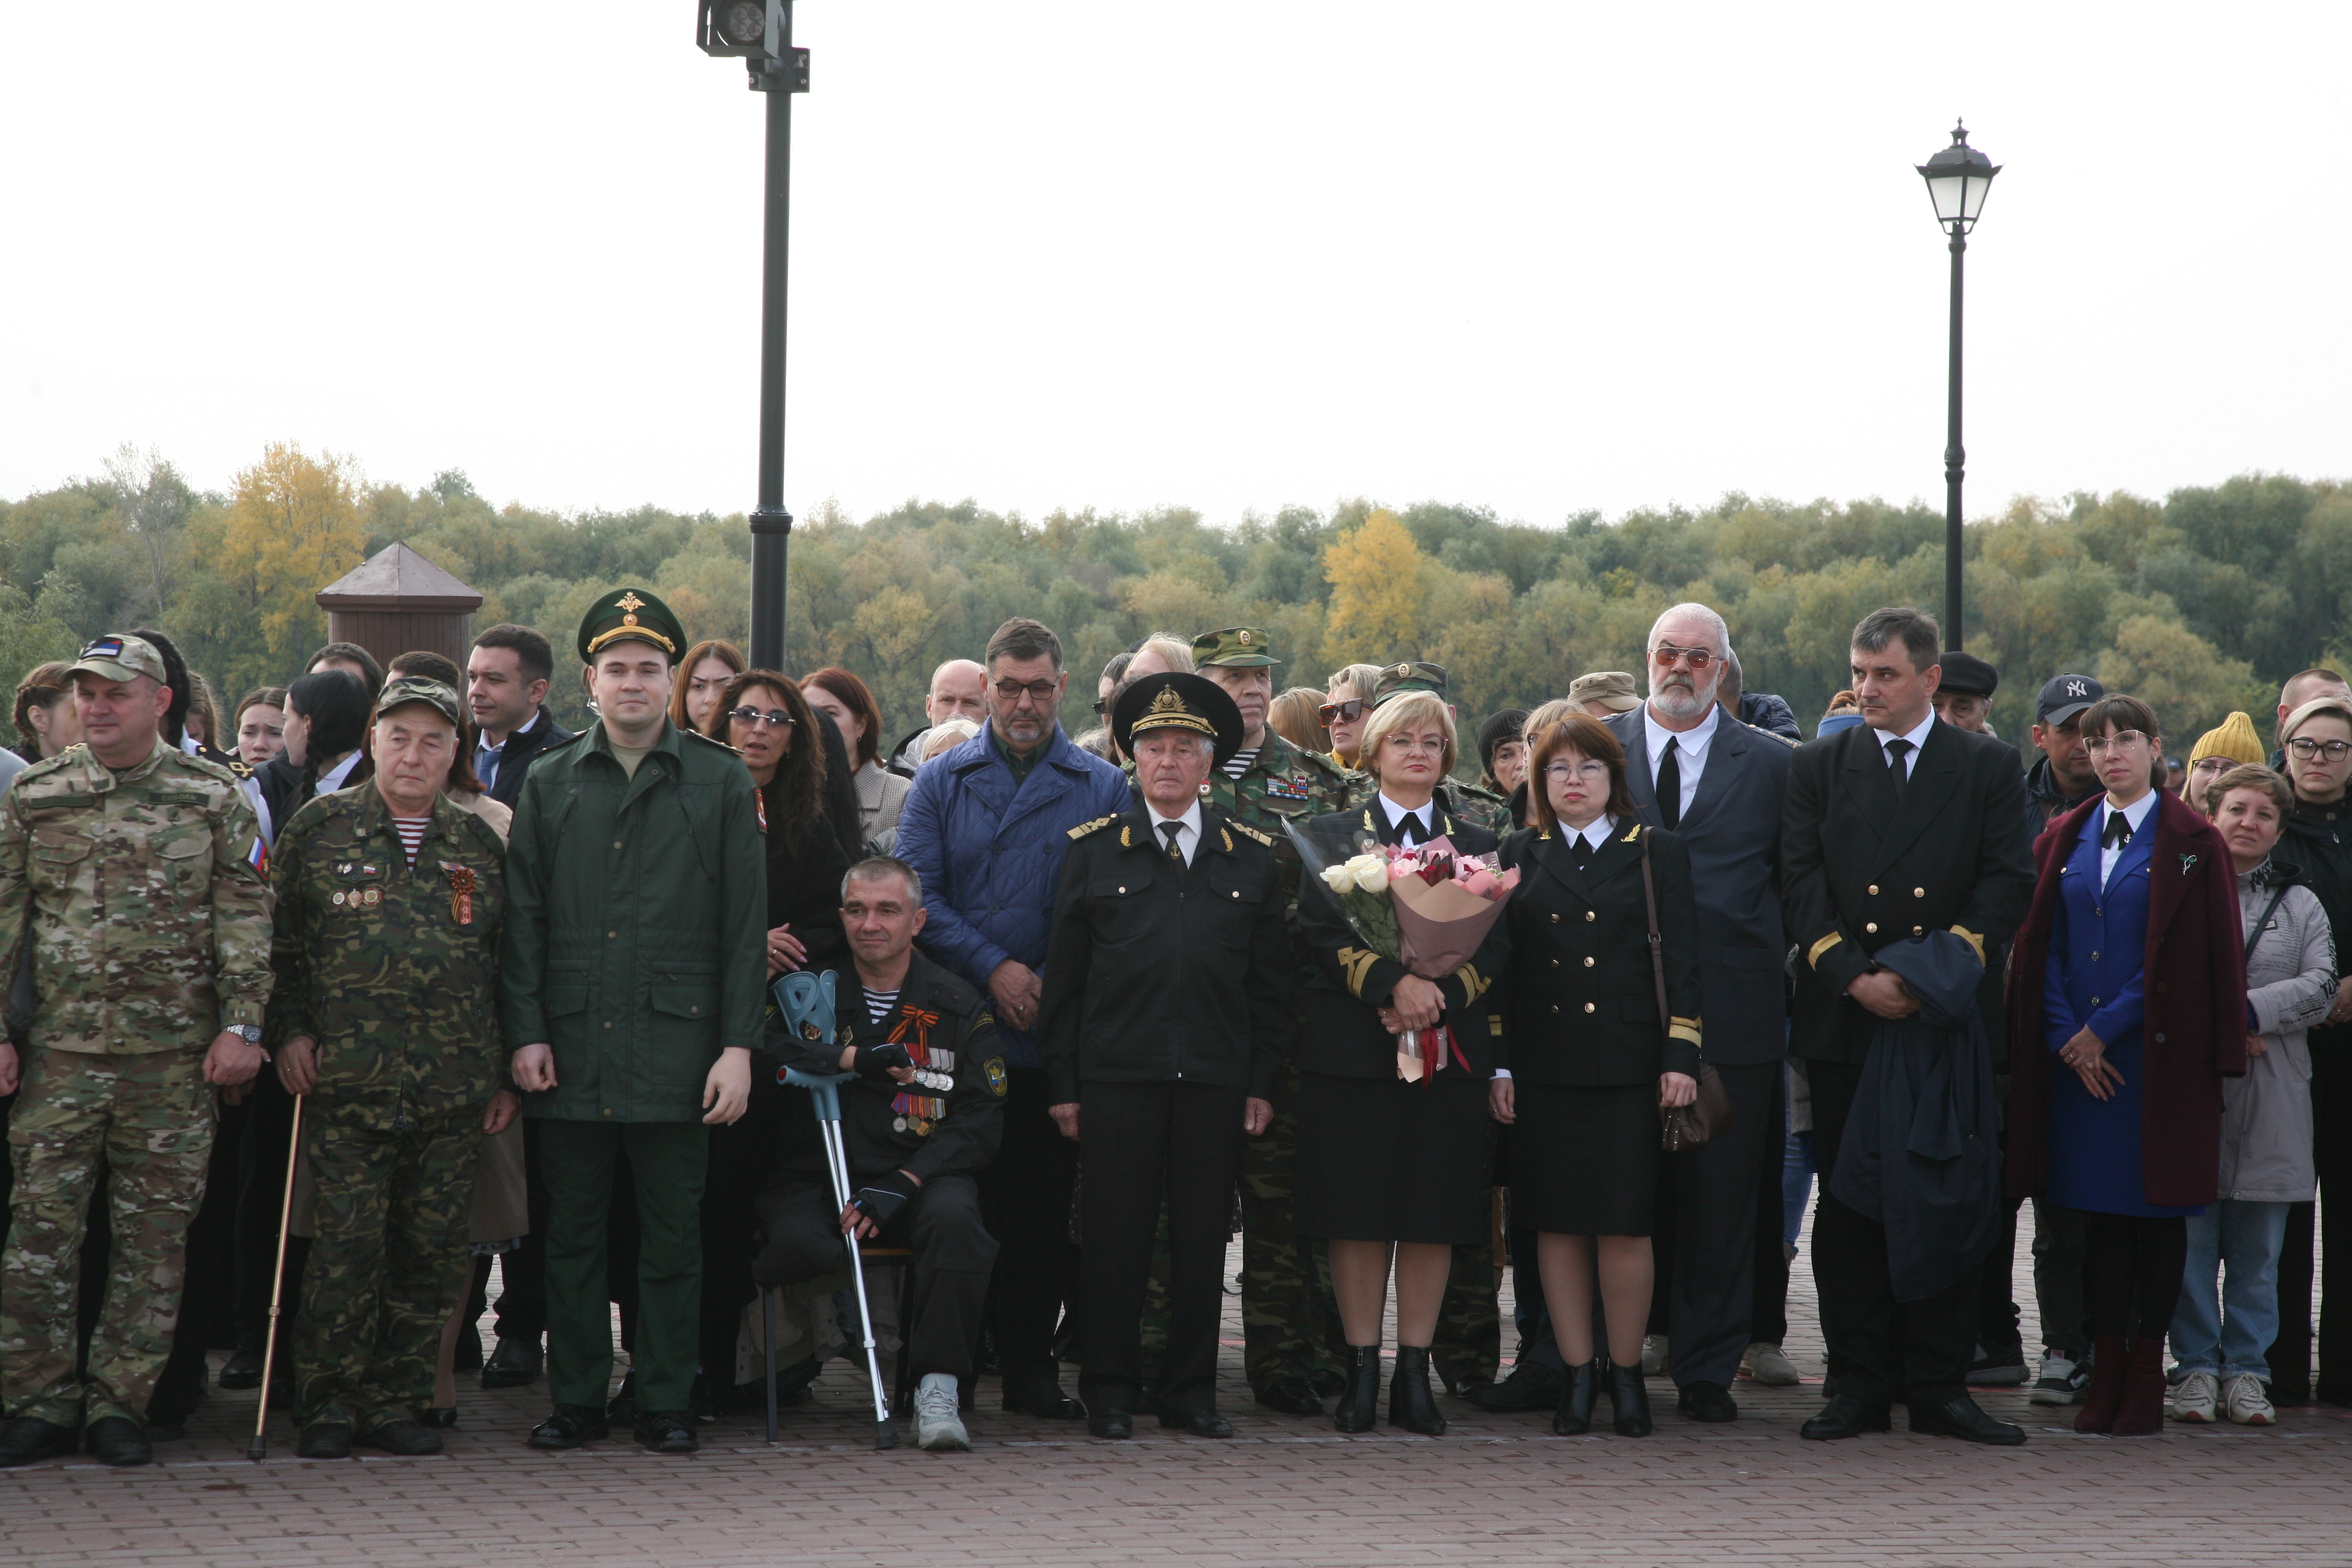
617, 592, 645, 613
1237, 629, 1252, 645
1148, 685, 1187, 715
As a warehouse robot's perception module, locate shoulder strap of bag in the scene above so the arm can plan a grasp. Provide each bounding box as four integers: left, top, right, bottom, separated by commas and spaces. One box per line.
2243, 882, 2293, 963
1639, 831, 1671, 1032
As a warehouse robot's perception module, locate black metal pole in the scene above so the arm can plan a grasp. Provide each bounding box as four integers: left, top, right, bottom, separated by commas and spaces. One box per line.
1942, 222, 1966, 652
747, 8, 795, 671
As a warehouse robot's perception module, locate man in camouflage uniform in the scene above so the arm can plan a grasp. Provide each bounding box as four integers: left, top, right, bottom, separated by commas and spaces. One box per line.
1337, 660, 1507, 1394
268, 678, 517, 1459
0, 634, 272, 1468
1192, 628, 1359, 1413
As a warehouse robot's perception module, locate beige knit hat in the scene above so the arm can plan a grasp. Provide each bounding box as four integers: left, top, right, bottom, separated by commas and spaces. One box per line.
2187, 710, 2265, 770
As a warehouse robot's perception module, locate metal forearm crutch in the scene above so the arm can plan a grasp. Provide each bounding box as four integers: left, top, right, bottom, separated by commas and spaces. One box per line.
774, 970, 897, 1450
248, 1090, 304, 1461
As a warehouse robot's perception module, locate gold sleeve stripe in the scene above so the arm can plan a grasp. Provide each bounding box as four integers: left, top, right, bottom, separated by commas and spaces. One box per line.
1337, 947, 1381, 997
1454, 963, 1491, 1003
1489, 1016, 1504, 1035
1668, 1021, 1703, 1047
1807, 932, 1844, 969
1949, 925, 1985, 963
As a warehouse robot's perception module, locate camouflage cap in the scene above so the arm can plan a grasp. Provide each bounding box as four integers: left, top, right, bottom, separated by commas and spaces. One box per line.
373, 676, 463, 728
1566, 670, 1641, 713
66, 633, 169, 687
1370, 661, 1450, 707
1191, 626, 1281, 669
577, 586, 685, 666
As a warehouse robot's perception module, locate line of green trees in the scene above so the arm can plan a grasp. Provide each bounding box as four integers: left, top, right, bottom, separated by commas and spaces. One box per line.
5, 443, 2343, 754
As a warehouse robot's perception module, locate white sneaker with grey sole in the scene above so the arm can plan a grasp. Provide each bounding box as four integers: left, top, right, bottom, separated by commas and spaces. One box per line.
915, 1376, 969, 1451
1740, 1343, 1800, 1385
2222, 1372, 2276, 1426
2031, 1354, 2089, 1405
2169, 1369, 2220, 1423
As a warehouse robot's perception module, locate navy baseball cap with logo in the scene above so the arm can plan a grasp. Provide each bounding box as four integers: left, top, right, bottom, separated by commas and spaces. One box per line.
2035, 673, 2103, 726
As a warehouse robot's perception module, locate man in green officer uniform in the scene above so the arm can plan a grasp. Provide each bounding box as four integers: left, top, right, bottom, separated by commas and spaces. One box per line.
1191, 627, 1356, 1414
502, 589, 767, 1455
0, 634, 272, 1469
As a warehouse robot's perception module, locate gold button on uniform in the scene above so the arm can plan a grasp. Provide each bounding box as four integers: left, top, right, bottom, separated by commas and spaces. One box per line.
1550, 958, 1560, 969
1865, 921, 1878, 933
1551, 1004, 1559, 1014
1583, 1003, 1596, 1013
1584, 956, 1595, 968
1914, 887, 1926, 898
1585, 911, 1597, 922
1867, 884, 1879, 896
1912, 925, 1923, 935
1551, 913, 1561, 923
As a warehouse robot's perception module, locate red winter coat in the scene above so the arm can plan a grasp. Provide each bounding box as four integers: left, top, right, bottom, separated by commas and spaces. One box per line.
2004, 790, 2247, 1208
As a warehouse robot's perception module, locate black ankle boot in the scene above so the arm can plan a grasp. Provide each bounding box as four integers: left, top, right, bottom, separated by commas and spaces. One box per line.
1605, 1360, 1652, 1437
1388, 1345, 1446, 1436
1333, 1345, 1382, 1433
1551, 1359, 1600, 1436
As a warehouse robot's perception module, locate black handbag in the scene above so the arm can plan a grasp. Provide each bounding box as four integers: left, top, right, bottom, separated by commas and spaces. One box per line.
1640, 830, 1731, 1153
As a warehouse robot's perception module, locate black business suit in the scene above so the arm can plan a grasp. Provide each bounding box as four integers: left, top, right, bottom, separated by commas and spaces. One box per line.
1496, 819, 1703, 1235
1038, 803, 1291, 1416
1782, 715, 2035, 1410
1292, 800, 1508, 1245
1608, 707, 1796, 1391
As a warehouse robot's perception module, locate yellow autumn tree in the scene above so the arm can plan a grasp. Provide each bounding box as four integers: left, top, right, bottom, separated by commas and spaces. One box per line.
1321, 509, 1426, 663
215, 443, 366, 661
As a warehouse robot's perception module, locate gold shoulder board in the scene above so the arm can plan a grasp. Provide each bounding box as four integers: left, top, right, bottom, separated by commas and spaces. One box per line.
1067, 815, 1117, 841
1229, 821, 1275, 848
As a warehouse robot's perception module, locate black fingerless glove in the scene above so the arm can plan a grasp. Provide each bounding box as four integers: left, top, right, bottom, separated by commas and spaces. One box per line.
853, 1042, 913, 1082
850, 1173, 916, 1226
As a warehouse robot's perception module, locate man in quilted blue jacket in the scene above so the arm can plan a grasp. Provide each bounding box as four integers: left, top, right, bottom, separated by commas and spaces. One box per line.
894, 617, 1130, 1421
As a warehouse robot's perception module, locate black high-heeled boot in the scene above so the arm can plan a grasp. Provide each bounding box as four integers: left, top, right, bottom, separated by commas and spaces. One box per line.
1551, 1359, 1600, 1436
1605, 1360, 1652, 1437
1388, 1345, 1447, 1436
1333, 1345, 1383, 1433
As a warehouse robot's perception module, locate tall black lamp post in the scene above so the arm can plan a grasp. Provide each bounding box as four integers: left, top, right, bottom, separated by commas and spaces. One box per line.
699, 1, 810, 669
1916, 123, 1999, 652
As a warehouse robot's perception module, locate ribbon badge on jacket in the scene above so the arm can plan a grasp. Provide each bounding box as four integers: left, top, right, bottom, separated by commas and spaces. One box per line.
888, 1007, 945, 1133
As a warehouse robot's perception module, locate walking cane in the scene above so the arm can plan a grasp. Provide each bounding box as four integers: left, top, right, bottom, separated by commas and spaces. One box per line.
247, 1090, 304, 1461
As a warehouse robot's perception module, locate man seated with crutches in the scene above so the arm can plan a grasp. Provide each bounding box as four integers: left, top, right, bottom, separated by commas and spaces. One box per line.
756, 856, 1006, 1451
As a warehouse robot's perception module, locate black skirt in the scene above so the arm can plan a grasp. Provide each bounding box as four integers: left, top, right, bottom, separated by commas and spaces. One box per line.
1505, 1080, 1660, 1236
1294, 1070, 1493, 1245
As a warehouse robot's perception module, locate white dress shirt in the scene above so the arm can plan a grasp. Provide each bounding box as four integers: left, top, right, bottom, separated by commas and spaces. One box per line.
317, 750, 363, 794
475, 707, 544, 794
1146, 800, 1205, 866
1377, 792, 1437, 844
1643, 703, 1720, 822
1870, 710, 1937, 782
2096, 788, 2160, 888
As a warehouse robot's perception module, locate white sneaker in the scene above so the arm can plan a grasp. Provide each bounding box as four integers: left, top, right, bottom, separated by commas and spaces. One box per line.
915, 1376, 969, 1451
2031, 1355, 2088, 1405
1640, 1334, 1669, 1378
2222, 1373, 2276, 1426
1740, 1342, 1800, 1385
2169, 1369, 2220, 1423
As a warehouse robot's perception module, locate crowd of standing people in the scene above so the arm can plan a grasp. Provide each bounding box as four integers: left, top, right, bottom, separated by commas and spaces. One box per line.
0, 582, 2340, 1469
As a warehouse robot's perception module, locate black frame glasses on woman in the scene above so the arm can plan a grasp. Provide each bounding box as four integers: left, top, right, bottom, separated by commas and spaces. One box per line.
727, 706, 796, 729
2286, 737, 2352, 761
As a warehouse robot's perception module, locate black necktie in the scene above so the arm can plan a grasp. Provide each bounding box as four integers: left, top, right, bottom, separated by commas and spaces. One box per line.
1569, 832, 1591, 867
1655, 738, 1682, 830
2103, 812, 2133, 850
1885, 738, 1914, 803
1394, 809, 1428, 846
1160, 820, 1187, 867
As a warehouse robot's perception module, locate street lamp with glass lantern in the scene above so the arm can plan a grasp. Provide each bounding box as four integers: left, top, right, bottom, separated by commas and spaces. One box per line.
1916, 122, 1999, 652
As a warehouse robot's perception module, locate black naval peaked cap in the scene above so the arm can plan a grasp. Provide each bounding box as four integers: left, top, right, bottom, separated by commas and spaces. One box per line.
1112, 671, 1245, 766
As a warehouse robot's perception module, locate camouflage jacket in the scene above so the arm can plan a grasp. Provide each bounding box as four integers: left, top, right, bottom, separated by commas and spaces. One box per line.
267, 785, 508, 1125
0, 738, 272, 1054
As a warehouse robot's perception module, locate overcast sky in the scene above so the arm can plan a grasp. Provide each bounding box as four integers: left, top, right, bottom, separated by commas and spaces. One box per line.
3, 3, 2344, 530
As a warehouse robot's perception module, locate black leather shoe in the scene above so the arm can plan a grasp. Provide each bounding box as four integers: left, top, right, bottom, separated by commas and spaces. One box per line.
297, 1423, 354, 1459
217, 1345, 266, 1390
1159, 1407, 1234, 1438
416, 1406, 458, 1430
1551, 1359, 1599, 1436
1388, 1345, 1446, 1436
1334, 1345, 1383, 1433
1909, 1395, 2026, 1446
1467, 1359, 1567, 1413
479, 1336, 542, 1389
1001, 1379, 1086, 1419
1801, 1393, 1893, 1440
1606, 1361, 1653, 1437
358, 1417, 443, 1455
142, 1419, 187, 1444
527, 1404, 610, 1449
1252, 1376, 1325, 1416
1087, 1407, 1133, 1439
0, 1417, 78, 1468
636, 1410, 699, 1454
604, 1371, 638, 1422
84, 1417, 152, 1467
1676, 1380, 1738, 1423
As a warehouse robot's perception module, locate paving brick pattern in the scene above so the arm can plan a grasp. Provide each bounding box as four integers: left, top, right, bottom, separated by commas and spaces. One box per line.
5, 1210, 2346, 1567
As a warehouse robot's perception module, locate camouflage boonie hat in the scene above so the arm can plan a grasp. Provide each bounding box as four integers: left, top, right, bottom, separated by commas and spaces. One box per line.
1566, 670, 1641, 713
1192, 627, 1280, 669
1370, 661, 1450, 707
577, 587, 685, 666
373, 677, 464, 727
67, 634, 169, 687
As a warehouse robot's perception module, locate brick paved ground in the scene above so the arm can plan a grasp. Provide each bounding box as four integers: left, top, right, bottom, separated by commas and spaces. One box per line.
5, 1209, 2347, 1567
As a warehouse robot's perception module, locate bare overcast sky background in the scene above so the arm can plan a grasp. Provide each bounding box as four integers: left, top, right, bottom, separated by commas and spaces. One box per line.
3, 3, 2345, 528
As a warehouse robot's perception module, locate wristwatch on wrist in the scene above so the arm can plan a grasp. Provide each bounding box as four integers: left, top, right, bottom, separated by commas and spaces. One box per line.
228, 1024, 263, 1044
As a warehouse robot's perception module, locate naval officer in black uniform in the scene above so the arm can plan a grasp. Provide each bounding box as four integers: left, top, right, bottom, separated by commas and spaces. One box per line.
1038, 673, 1291, 1440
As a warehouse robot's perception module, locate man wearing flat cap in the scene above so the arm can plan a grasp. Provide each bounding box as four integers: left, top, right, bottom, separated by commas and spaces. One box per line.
1039, 671, 1291, 1440
1931, 652, 1999, 736
0, 634, 271, 1468
501, 588, 767, 1455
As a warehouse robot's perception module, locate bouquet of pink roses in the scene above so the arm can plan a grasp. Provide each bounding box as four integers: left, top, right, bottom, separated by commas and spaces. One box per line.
1289, 823, 1520, 1083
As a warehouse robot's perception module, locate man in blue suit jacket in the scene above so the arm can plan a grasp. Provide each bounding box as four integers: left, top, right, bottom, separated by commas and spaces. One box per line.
895, 617, 1130, 1422
1604, 602, 1796, 1424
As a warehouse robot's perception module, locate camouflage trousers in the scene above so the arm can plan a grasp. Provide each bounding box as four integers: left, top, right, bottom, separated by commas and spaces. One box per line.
0, 1048, 214, 1426
1237, 1063, 1350, 1392
292, 1105, 477, 1430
